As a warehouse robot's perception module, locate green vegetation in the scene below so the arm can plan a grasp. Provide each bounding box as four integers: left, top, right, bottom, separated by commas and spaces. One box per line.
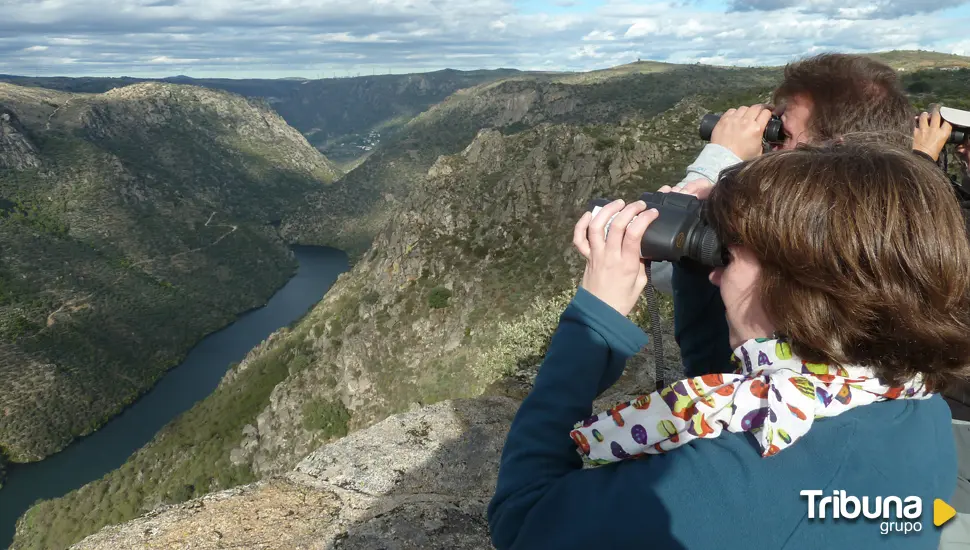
0, 82, 335, 464
902, 68, 970, 110
14, 328, 315, 550
302, 398, 351, 438
428, 286, 453, 309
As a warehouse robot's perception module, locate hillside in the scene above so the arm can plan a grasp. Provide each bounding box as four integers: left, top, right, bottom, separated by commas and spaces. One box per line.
0, 81, 337, 469
0, 70, 523, 166
866, 50, 970, 72
280, 64, 781, 257
13, 57, 970, 550
10, 64, 777, 549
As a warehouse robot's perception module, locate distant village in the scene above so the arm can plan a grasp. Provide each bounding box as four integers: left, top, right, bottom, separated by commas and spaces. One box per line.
354, 130, 381, 151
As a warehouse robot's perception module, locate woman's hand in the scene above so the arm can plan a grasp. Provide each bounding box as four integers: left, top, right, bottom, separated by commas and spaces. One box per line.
913, 105, 953, 162
572, 199, 659, 317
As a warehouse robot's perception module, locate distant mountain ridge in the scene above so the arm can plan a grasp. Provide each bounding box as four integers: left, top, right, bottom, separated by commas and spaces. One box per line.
0, 69, 525, 166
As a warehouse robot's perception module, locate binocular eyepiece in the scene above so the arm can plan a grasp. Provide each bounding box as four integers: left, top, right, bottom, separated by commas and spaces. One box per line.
948, 127, 967, 144
699, 113, 785, 144
587, 191, 728, 269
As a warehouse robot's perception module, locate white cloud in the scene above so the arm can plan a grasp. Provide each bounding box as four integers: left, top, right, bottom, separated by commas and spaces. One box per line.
625, 19, 660, 37
0, 0, 965, 78
148, 55, 200, 63
583, 30, 616, 41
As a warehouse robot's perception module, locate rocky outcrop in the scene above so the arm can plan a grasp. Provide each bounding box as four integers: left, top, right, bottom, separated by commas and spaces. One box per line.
70, 343, 679, 550
0, 108, 41, 170
228, 119, 677, 479
71, 397, 519, 550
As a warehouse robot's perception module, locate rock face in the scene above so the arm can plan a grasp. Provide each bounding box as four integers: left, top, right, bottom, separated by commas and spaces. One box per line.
0, 109, 40, 170
71, 397, 520, 550
69, 318, 680, 550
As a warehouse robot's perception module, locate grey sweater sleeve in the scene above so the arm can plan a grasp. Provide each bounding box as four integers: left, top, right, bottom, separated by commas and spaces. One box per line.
649, 144, 742, 294
674, 143, 742, 188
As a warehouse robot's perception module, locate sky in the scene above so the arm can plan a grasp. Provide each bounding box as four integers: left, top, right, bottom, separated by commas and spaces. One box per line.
2, 0, 970, 79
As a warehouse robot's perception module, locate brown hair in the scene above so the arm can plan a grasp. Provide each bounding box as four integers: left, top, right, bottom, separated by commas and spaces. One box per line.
772, 53, 914, 148
707, 140, 970, 390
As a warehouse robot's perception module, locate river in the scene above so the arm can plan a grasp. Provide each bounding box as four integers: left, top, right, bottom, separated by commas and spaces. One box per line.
0, 245, 349, 549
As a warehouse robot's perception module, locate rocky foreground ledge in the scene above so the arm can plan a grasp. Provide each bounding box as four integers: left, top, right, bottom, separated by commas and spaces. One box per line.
68, 337, 669, 550
71, 397, 518, 550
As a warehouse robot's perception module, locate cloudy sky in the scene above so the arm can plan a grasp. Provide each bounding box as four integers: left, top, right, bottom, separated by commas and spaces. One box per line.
2, 0, 969, 78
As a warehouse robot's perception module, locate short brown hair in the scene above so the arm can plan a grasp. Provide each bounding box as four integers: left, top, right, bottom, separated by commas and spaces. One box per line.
772, 53, 914, 147
707, 140, 970, 391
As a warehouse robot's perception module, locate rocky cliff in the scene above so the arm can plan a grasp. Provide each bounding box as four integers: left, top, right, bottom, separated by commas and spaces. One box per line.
68, 339, 676, 550
0, 81, 337, 465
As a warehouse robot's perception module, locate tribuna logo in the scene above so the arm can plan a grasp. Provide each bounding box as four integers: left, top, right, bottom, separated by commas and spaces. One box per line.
801, 490, 923, 535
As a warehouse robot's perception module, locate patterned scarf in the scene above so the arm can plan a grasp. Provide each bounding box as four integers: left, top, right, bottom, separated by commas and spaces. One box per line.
570, 338, 932, 466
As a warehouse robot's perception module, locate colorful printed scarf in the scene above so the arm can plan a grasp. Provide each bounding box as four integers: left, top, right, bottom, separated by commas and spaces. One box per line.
570, 338, 932, 466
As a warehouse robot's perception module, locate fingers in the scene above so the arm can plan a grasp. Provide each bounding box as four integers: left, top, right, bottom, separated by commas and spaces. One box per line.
919, 111, 929, 129
755, 107, 773, 128
572, 211, 592, 258
624, 208, 660, 261
587, 199, 625, 256
658, 185, 673, 193
605, 200, 647, 253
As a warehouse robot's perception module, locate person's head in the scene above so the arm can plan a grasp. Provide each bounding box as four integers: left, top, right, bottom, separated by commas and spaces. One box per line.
770, 53, 913, 150
705, 140, 970, 391
958, 140, 970, 176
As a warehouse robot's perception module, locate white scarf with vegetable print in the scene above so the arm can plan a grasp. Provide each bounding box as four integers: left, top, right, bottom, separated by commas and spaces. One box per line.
570, 338, 932, 466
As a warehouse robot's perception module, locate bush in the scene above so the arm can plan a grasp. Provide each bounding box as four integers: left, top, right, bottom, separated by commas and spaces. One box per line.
302, 398, 351, 438
362, 290, 380, 305
907, 80, 932, 94
594, 137, 617, 151
428, 286, 453, 309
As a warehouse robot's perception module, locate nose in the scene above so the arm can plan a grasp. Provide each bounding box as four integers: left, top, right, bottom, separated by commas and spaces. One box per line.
709, 267, 723, 287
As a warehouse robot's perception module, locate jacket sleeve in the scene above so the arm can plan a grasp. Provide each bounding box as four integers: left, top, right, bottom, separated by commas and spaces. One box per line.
674, 143, 742, 188
671, 263, 733, 378
486, 286, 649, 549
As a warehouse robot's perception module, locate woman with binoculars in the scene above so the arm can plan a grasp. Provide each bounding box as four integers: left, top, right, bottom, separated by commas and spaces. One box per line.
487, 139, 967, 550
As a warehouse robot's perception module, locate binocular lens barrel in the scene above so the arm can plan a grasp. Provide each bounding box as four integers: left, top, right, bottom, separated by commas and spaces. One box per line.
952, 128, 968, 145
698, 113, 785, 144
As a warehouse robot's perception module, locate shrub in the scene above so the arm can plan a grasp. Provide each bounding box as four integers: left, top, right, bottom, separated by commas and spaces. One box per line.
302, 398, 351, 438
362, 290, 380, 305
428, 286, 453, 309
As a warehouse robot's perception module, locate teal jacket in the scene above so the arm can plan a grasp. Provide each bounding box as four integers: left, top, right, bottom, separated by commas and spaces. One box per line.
487, 284, 956, 549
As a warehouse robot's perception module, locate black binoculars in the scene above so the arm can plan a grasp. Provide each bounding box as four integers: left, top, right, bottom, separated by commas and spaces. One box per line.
586, 192, 727, 268
698, 113, 785, 144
